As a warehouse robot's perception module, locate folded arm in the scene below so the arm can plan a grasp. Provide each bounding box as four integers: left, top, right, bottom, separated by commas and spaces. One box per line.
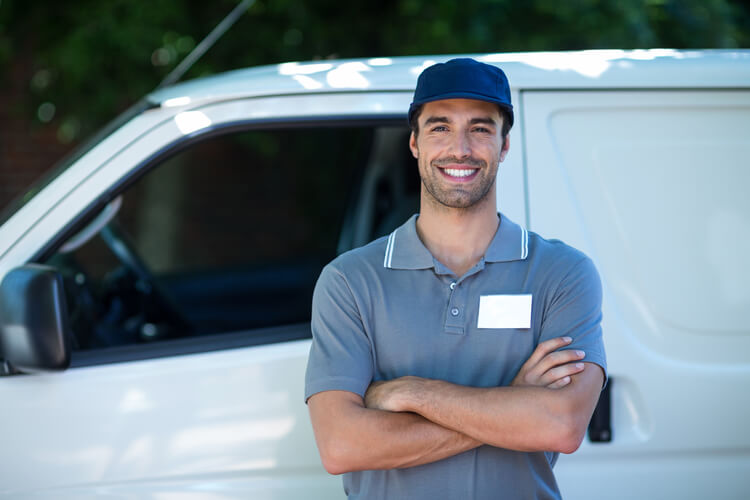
365, 362, 604, 454
308, 390, 481, 474
308, 337, 587, 474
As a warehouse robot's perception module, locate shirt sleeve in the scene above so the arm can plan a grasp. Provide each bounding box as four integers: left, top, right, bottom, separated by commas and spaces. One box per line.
539, 256, 607, 381
304, 263, 374, 402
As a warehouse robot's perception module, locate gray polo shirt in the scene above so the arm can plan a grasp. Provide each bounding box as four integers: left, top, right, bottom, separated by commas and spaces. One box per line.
305, 213, 606, 500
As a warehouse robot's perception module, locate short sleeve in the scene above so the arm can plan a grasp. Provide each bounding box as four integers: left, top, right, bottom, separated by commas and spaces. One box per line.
539, 256, 607, 381
304, 263, 374, 402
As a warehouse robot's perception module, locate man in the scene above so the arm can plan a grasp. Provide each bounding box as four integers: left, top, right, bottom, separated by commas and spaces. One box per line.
305, 58, 606, 499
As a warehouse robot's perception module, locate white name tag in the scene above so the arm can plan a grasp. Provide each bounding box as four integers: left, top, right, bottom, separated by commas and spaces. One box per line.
477, 294, 532, 329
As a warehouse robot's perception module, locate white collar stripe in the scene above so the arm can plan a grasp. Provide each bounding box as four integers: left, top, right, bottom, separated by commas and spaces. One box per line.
525, 228, 529, 259
387, 229, 397, 268
384, 232, 393, 267
384, 231, 396, 268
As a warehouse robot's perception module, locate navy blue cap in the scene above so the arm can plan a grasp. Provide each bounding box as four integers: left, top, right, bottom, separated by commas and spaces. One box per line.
409, 58, 514, 128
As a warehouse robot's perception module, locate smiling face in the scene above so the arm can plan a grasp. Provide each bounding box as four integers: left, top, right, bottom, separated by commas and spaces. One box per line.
410, 98, 509, 213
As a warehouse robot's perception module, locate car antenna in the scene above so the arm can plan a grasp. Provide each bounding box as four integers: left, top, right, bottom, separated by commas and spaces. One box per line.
156, 0, 255, 90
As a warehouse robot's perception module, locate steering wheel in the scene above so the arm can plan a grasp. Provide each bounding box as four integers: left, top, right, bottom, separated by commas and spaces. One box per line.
99, 219, 193, 339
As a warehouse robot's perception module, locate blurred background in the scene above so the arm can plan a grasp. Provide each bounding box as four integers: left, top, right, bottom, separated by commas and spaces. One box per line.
1, 0, 749, 214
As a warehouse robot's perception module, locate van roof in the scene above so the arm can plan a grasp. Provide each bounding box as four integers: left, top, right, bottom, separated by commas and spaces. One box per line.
148, 49, 750, 108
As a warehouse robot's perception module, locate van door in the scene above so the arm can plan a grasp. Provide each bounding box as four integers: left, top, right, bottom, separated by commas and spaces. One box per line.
0, 111, 406, 498
521, 90, 750, 499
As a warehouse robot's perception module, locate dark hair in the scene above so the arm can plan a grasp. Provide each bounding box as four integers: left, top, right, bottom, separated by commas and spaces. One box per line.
409, 103, 512, 138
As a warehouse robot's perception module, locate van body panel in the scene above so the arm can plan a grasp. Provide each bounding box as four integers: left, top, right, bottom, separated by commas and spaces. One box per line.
0, 339, 342, 497
523, 89, 750, 499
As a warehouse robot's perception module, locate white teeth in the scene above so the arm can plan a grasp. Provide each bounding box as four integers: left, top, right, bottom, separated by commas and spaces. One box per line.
444, 168, 477, 178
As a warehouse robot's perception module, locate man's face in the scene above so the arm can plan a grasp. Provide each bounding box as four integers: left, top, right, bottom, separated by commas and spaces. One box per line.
410, 98, 509, 211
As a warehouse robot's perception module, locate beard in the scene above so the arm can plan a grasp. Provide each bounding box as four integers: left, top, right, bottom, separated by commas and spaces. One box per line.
419, 155, 498, 210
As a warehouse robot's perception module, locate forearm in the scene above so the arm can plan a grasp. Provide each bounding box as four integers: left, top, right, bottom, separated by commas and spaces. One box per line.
375, 365, 604, 454
308, 390, 481, 474
408, 381, 578, 452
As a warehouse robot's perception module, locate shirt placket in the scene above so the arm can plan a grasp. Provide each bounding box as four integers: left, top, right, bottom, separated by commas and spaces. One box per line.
438, 258, 485, 336
444, 278, 466, 335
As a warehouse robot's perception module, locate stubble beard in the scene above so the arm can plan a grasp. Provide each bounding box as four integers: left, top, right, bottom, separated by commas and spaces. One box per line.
419, 156, 498, 212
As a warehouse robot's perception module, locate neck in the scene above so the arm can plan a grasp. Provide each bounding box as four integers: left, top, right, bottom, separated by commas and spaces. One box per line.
415, 193, 500, 277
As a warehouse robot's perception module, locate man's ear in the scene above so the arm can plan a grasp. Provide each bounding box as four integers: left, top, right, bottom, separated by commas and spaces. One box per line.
499, 134, 510, 162
409, 131, 419, 159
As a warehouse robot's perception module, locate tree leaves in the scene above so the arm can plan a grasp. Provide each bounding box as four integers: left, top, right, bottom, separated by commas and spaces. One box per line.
1, 0, 748, 144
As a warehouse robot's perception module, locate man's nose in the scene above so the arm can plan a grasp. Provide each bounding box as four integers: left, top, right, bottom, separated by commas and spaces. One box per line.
448, 131, 472, 159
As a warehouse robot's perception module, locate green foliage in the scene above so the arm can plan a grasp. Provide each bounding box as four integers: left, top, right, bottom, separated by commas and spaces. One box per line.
1, 0, 748, 144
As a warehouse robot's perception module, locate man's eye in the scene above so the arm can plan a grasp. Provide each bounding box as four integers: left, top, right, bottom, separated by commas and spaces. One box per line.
431, 125, 448, 132
473, 127, 491, 133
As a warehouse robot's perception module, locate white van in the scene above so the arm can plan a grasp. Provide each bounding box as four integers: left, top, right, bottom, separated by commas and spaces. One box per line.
0, 50, 748, 499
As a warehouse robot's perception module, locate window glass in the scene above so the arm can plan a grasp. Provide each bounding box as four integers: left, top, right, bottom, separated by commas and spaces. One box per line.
47, 125, 376, 349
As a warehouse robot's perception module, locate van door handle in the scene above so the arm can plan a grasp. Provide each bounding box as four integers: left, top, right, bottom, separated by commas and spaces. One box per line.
588, 377, 612, 442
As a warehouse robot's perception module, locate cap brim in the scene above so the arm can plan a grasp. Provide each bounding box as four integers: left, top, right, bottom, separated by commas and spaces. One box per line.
409, 92, 514, 127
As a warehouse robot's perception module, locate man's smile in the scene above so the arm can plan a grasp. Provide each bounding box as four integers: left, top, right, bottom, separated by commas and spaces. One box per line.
433, 157, 484, 183
438, 167, 480, 181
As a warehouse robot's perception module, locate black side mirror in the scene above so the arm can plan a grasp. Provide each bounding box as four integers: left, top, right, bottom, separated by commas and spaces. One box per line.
0, 264, 71, 373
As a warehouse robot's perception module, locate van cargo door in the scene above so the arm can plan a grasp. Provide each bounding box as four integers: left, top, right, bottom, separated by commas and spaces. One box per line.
522, 89, 750, 500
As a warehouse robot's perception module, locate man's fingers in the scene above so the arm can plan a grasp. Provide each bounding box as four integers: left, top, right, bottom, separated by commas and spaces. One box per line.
519, 349, 584, 384
546, 376, 571, 389
533, 349, 585, 376
525, 336, 573, 366
512, 337, 585, 388
542, 362, 585, 387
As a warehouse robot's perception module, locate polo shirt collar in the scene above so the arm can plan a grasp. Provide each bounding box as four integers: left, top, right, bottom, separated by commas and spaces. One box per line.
485, 213, 530, 263
384, 213, 529, 270
383, 214, 433, 269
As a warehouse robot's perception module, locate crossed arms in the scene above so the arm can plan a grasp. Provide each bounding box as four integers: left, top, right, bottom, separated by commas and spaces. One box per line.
308, 336, 604, 475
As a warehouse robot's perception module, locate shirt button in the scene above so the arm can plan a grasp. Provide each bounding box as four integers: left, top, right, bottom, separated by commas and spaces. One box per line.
450, 307, 460, 316
449, 282, 456, 290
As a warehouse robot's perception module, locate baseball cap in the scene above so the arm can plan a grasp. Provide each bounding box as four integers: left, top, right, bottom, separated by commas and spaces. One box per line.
408, 58, 514, 128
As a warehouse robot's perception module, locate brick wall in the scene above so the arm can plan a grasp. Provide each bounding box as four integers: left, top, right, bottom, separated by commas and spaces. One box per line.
0, 58, 75, 216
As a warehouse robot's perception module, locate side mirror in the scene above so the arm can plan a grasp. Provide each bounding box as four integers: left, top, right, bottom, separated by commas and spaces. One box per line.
0, 264, 71, 373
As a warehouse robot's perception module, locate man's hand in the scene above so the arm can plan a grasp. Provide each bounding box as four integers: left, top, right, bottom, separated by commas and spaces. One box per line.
308, 390, 482, 474
511, 336, 586, 389
365, 376, 426, 412
365, 337, 585, 412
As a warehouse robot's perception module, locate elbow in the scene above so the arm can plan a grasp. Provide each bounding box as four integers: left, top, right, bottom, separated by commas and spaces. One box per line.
549, 412, 588, 454
543, 367, 604, 454
320, 456, 347, 476
318, 440, 353, 475
554, 427, 585, 454
309, 391, 372, 475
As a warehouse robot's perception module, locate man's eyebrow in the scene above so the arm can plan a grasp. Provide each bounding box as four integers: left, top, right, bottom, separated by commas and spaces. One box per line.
422, 116, 498, 127
423, 116, 451, 126
469, 117, 498, 126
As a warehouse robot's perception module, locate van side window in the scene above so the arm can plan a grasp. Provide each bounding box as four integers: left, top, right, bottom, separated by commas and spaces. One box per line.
46, 126, 374, 350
